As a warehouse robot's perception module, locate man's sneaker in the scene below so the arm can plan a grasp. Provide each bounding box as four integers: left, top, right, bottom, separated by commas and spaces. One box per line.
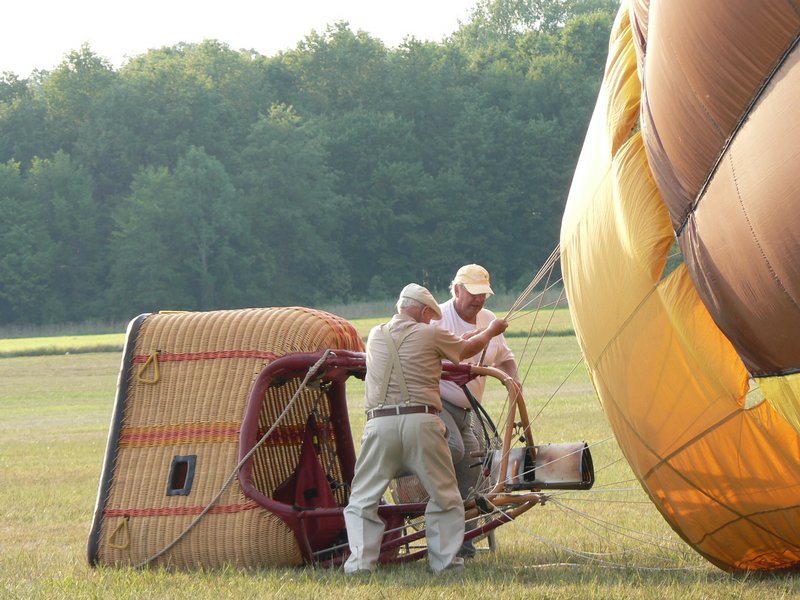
436, 556, 465, 573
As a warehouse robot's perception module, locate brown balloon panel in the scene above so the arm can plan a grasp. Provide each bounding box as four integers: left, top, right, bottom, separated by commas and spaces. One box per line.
675, 40, 800, 376
638, 0, 800, 232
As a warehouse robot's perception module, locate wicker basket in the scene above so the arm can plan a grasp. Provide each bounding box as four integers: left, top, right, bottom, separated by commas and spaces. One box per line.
88, 307, 364, 569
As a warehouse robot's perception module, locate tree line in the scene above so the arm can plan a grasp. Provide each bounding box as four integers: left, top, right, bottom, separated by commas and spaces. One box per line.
0, 0, 617, 325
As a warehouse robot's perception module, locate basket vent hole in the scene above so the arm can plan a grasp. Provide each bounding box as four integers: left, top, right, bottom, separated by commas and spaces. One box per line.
167, 455, 196, 496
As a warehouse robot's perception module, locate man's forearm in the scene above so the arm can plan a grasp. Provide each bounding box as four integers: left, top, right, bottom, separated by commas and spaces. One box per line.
460, 329, 493, 359
497, 357, 521, 387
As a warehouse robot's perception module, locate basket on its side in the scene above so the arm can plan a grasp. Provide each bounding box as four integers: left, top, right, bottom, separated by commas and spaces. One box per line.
87, 307, 364, 569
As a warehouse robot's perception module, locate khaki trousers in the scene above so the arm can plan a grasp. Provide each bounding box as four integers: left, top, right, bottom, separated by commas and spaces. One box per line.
343, 412, 464, 573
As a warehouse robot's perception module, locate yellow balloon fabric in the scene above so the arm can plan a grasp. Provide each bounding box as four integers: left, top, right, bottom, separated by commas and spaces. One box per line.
561, 2, 800, 571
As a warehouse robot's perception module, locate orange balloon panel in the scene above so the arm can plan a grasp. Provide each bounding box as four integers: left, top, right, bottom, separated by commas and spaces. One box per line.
561, 2, 800, 571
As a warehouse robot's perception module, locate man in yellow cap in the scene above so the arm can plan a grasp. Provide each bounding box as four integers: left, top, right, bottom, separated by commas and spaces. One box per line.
343, 283, 509, 574
432, 264, 521, 558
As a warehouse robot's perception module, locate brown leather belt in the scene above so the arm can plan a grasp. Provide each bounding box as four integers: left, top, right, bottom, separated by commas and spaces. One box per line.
366, 404, 439, 420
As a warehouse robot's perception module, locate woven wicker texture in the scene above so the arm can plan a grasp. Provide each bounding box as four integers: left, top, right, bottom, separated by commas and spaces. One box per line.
250, 380, 349, 506
96, 307, 364, 569
390, 474, 430, 504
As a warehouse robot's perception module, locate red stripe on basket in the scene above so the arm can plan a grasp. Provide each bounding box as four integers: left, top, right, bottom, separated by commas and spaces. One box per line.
316, 311, 364, 351
105, 501, 260, 518
256, 422, 336, 446
132, 350, 278, 363
258, 424, 304, 445
120, 422, 240, 447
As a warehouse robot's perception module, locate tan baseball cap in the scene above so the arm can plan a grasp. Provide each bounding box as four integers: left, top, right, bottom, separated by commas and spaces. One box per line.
399, 283, 442, 319
453, 264, 494, 296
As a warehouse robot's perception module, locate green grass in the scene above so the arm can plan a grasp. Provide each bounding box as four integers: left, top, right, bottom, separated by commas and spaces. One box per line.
0, 333, 125, 357
2, 319, 799, 599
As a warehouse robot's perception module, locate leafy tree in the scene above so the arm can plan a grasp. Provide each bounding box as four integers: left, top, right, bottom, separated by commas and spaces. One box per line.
276, 23, 390, 114
40, 45, 117, 154
385, 40, 478, 173
237, 104, 349, 305
310, 109, 423, 293
0, 161, 52, 322
0, 74, 56, 169
21, 151, 102, 321
366, 159, 458, 293
315, 108, 419, 198
78, 41, 270, 202
461, 0, 616, 41
108, 166, 182, 316
561, 8, 617, 74
169, 146, 249, 310
108, 147, 248, 317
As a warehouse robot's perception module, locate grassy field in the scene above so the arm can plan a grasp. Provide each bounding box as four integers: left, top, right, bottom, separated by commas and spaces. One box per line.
2, 313, 799, 599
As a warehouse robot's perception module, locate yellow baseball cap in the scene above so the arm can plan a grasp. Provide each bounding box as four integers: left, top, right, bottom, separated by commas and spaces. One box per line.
453, 264, 494, 296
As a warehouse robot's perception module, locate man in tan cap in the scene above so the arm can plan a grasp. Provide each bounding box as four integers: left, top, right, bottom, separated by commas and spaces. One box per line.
431, 264, 521, 558
343, 283, 509, 575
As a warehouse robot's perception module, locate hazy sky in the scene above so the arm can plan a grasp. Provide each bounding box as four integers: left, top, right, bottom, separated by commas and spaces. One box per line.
4, 0, 480, 76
